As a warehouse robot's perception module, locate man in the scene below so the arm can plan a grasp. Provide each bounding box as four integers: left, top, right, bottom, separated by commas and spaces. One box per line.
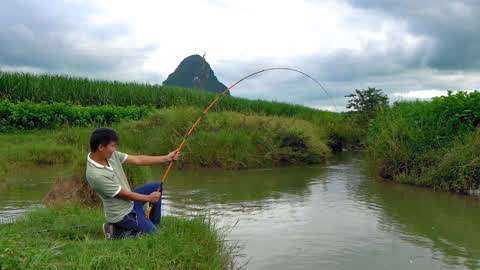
85, 127, 180, 239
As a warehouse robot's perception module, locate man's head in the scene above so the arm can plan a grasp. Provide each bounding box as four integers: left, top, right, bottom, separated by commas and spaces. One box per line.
89, 128, 119, 158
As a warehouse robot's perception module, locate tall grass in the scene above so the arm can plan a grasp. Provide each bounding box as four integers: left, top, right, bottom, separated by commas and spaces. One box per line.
0, 72, 335, 122
367, 91, 480, 192
0, 107, 332, 181
0, 205, 237, 269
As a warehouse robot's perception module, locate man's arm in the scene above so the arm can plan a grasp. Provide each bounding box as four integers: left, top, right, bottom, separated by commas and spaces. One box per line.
125, 150, 180, 166
116, 187, 161, 202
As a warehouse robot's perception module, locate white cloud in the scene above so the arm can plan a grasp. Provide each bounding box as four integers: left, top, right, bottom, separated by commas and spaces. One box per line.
84, 0, 422, 80
392, 90, 449, 99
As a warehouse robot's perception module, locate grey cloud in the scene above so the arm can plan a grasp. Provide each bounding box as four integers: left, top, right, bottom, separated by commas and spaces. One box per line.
346, 0, 480, 71
0, 0, 156, 78
213, 0, 480, 111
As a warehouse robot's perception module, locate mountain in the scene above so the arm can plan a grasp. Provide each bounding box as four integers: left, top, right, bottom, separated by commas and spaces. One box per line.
163, 54, 228, 94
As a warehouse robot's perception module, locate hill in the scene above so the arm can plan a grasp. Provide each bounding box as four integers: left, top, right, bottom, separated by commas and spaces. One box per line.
163, 55, 228, 93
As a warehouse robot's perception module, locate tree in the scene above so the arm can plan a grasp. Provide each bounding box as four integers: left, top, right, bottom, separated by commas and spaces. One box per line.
345, 87, 389, 122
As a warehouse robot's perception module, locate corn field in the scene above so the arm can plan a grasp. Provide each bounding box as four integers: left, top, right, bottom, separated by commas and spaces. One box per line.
0, 72, 335, 122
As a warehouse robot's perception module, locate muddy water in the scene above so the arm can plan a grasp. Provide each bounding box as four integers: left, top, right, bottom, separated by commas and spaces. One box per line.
2, 152, 480, 269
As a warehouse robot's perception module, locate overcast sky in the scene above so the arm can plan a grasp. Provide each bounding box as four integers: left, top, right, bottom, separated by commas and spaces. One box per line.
1, 0, 479, 111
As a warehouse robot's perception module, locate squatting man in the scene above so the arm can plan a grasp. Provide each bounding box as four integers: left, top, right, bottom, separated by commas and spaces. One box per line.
85, 127, 180, 239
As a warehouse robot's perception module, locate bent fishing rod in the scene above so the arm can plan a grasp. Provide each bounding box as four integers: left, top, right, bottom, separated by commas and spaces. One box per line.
158, 67, 336, 185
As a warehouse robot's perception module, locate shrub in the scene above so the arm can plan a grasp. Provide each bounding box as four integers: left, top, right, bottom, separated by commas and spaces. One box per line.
0, 100, 152, 131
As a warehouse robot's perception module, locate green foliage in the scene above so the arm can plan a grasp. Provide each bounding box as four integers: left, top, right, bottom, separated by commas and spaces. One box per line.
1, 107, 333, 185
0, 71, 334, 122
0, 72, 361, 150
430, 90, 480, 135
367, 90, 480, 192
0, 205, 234, 269
0, 100, 152, 132
118, 107, 331, 169
325, 113, 365, 150
345, 87, 389, 123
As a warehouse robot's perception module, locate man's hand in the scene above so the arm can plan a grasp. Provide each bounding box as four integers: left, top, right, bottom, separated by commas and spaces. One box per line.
147, 191, 161, 202
117, 188, 161, 203
166, 150, 180, 162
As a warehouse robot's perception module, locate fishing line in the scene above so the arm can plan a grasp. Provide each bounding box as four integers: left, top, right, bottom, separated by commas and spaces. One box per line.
160, 67, 336, 184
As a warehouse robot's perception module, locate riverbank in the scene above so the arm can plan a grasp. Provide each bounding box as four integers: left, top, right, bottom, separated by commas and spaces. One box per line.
0, 204, 236, 269
0, 106, 336, 179
366, 91, 480, 194
0, 71, 362, 181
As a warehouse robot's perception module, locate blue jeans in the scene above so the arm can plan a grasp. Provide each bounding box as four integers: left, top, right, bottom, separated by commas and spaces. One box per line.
113, 182, 162, 238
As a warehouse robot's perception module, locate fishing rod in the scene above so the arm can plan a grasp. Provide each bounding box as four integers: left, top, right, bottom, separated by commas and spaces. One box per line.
159, 67, 336, 185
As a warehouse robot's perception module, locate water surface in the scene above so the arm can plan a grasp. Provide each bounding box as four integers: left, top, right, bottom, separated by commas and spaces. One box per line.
2, 152, 480, 269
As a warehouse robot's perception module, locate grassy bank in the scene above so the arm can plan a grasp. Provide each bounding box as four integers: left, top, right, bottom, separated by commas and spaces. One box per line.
0, 205, 236, 269
366, 91, 480, 193
0, 71, 361, 151
0, 106, 332, 181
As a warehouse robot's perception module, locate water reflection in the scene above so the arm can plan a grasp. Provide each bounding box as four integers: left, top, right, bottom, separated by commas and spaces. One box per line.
153, 165, 328, 216
351, 159, 480, 270
0, 165, 71, 222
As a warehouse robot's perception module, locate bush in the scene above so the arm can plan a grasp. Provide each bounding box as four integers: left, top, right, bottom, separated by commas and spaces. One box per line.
0, 100, 152, 131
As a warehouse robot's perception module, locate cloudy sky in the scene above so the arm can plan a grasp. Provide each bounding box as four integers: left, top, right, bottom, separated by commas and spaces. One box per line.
1, 0, 479, 111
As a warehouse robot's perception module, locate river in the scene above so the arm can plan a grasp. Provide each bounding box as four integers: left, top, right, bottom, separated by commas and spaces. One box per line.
1, 152, 480, 269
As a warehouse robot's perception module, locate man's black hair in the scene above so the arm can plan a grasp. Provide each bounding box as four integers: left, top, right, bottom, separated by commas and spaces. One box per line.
89, 128, 119, 152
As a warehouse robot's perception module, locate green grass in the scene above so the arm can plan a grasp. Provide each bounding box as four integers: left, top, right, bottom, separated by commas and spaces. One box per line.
0, 205, 236, 269
0, 129, 77, 167
0, 107, 332, 181
0, 72, 362, 150
366, 91, 480, 193
0, 71, 335, 123
0, 163, 6, 182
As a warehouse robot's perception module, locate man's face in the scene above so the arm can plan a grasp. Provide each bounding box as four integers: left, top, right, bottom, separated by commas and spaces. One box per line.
98, 141, 118, 159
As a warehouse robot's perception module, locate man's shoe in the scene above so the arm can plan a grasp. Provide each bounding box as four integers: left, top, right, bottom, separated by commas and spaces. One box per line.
103, 223, 114, 239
